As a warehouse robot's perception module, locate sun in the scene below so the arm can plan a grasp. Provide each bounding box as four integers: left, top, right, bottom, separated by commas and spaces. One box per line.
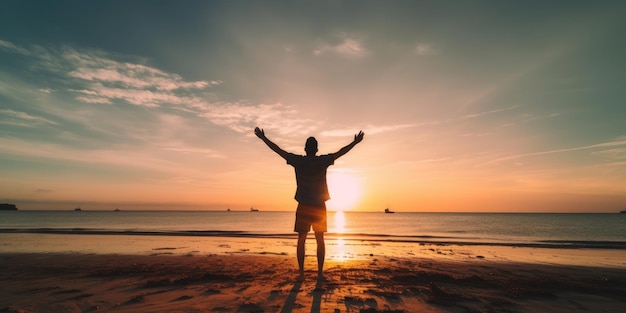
326, 169, 362, 211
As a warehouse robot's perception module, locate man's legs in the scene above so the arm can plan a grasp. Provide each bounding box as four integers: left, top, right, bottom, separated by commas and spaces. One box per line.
315, 231, 325, 278
296, 231, 325, 280
297, 231, 307, 280
294, 203, 327, 280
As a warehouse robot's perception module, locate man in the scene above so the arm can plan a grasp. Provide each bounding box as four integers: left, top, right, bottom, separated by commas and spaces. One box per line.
254, 127, 364, 280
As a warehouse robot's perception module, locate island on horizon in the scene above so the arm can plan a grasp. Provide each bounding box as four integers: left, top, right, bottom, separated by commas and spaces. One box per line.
0, 203, 18, 210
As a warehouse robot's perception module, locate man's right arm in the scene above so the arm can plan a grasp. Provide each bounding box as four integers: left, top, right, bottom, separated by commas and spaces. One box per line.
254, 127, 290, 160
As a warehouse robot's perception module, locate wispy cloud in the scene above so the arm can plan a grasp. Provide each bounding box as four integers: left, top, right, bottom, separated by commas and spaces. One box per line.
71, 83, 201, 108
0, 109, 58, 127
0, 39, 315, 134
321, 123, 419, 137
520, 112, 561, 122
478, 139, 626, 167
592, 148, 626, 160
461, 105, 520, 120
67, 61, 213, 91
314, 34, 368, 57
0, 39, 31, 55
414, 43, 437, 56
61, 48, 213, 107
162, 147, 225, 158
200, 102, 317, 135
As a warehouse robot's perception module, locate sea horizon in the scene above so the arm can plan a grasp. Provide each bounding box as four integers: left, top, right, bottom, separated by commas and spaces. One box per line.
2, 210, 625, 250
4, 208, 625, 213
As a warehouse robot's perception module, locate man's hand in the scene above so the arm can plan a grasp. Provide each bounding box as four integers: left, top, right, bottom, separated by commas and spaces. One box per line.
354, 131, 364, 144
254, 127, 265, 139
254, 127, 289, 159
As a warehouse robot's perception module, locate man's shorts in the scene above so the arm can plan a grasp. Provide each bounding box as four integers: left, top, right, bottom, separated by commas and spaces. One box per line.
294, 203, 327, 233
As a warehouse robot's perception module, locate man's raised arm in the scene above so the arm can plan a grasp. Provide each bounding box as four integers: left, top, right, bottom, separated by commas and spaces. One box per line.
333, 131, 364, 160
255, 127, 290, 159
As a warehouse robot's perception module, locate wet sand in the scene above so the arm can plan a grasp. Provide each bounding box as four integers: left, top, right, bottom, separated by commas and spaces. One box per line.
1, 250, 625, 313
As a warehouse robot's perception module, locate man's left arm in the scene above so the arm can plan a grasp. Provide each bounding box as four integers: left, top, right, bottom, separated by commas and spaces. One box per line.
333, 131, 364, 160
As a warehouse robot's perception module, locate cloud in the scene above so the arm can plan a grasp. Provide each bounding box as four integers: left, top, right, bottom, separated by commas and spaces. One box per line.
67, 62, 212, 91
414, 43, 437, 55
1, 39, 314, 134
0, 109, 58, 127
1, 40, 212, 108
592, 148, 626, 160
162, 147, 225, 158
314, 35, 368, 57
478, 139, 626, 167
0, 39, 31, 55
72, 83, 197, 108
200, 102, 316, 135
520, 112, 561, 122
61, 48, 213, 108
321, 123, 419, 137
461, 105, 520, 120
74, 95, 112, 104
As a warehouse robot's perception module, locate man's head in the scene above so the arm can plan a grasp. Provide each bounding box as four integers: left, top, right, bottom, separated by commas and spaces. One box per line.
305, 136, 318, 155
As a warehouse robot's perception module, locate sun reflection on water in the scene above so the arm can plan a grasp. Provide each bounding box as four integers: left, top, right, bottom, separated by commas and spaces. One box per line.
334, 211, 346, 233
334, 237, 348, 260
330, 211, 350, 261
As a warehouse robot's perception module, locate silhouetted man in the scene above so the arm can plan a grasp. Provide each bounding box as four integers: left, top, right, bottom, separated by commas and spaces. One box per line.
254, 127, 364, 280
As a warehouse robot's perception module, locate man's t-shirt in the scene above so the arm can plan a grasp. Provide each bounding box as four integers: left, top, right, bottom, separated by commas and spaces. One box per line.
285, 153, 335, 205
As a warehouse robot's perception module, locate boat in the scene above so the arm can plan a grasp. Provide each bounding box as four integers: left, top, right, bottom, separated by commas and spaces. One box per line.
114, 208, 120, 212
620, 209, 626, 214
227, 208, 231, 212
384, 208, 395, 214
74, 207, 82, 211
250, 207, 259, 212
0, 203, 18, 210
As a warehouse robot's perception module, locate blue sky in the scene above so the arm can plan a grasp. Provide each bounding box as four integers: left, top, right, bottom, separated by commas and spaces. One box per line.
1, 1, 625, 212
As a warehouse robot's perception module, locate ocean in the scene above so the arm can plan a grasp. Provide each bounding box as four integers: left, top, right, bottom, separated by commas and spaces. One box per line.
1, 211, 625, 249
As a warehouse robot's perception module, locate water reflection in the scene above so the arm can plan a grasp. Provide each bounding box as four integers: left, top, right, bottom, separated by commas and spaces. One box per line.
327, 212, 380, 261
334, 237, 348, 260
331, 211, 349, 260
334, 211, 346, 233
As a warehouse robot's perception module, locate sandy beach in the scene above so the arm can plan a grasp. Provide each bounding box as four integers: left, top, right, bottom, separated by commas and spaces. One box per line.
1, 245, 625, 313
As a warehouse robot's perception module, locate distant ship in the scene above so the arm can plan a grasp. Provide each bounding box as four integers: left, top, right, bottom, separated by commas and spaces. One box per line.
250, 207, 259, 212
620, 209, 626, 214
0, 203, 18, 210
74, 207, 82, 211
384, 208, 395, 214
114, 208, 120, 212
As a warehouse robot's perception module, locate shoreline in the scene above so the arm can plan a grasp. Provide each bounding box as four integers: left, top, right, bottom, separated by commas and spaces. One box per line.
1, 252, 625, 312
1, 233, 626, 269
2, 228, 625, 250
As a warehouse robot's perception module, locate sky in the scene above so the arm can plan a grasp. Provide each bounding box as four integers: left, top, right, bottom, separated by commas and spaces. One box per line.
1, 1, 625, 212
